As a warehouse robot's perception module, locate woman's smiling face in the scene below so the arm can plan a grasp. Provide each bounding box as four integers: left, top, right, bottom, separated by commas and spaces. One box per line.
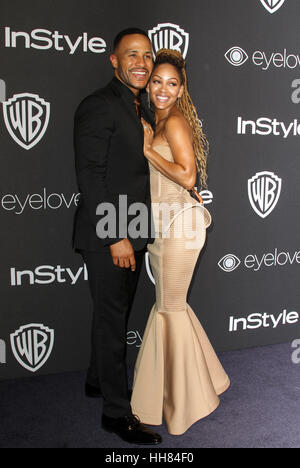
148, 63, 184, 110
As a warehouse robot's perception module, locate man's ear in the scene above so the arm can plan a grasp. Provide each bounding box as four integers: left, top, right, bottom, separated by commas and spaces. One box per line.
110, 54, 118, 69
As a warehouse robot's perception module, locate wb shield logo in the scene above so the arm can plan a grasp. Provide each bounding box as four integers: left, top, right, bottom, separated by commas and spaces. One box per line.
10, 324, 54, 372
3, 93, 50, 150
148, 23, 189, 59
260, 0, 286, 14
248, 171, 282, 219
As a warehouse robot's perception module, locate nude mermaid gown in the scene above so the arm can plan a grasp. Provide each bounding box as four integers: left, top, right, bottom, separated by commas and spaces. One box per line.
131, 143, 230, 435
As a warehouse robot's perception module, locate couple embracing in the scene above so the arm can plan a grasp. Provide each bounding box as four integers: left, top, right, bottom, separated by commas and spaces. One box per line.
73, 27, 230, 445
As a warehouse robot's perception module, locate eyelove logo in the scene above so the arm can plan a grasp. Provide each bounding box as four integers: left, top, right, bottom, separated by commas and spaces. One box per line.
148, 23, 189, 59
1, 188, 80, 215
127, 330, 142, 348
225, 47, 249, 67
2, 27, 106, 55
2, 93, 50, 150
259, 0, 286, 14
219, 248, 300, 273
229, 308, 298, 332
248, 171, 282, 219
225, 47, 300, 70
10, 324, 54, 372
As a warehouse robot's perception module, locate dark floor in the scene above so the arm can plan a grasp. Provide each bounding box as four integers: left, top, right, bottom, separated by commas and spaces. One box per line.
0, 342, 299, 448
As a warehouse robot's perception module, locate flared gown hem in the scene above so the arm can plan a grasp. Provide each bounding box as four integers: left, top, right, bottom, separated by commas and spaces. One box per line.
133, 377, 230, 436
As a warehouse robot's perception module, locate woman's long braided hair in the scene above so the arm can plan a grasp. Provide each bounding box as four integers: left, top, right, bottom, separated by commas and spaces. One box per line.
154, 48, 209, 189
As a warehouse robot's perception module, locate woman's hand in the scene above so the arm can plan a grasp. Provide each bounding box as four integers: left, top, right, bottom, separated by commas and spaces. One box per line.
141, 118, 154, 157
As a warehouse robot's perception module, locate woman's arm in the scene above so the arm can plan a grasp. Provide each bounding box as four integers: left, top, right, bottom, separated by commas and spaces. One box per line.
142, 115, 197, 190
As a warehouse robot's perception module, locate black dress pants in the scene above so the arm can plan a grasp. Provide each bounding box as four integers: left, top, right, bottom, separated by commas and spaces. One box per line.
81, 248, 144, 418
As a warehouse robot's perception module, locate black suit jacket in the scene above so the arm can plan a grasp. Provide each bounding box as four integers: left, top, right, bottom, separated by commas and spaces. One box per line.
73, 77, 155, 252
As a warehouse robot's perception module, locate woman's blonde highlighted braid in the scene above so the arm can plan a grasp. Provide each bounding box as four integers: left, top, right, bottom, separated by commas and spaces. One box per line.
155, 48, 209, 189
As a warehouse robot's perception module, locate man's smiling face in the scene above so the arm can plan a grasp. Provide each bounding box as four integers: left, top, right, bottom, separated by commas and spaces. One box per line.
110, 34, 153, 95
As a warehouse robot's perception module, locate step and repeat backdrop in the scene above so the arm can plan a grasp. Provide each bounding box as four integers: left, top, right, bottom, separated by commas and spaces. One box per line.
1, 0, 300, 380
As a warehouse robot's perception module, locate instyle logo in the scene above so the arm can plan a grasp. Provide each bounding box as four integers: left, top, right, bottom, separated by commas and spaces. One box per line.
1, 188, 80, 215
148, 23, 189, 59
237, 117, 300, 138
219, 248, 300, 273
225, 47, 300, 70
10, 264, 88, 286
248, 172, 282, 219
2, 27, 106, 54
259, 0, 286, 14
229, 309, 299, 332
10, 324, 54, 372
3, 93, 50, 150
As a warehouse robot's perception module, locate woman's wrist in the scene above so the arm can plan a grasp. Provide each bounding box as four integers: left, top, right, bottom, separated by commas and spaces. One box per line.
144, 146, 153, 159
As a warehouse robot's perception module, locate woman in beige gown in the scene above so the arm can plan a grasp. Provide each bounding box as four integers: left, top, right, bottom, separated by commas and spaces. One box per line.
131, 49, 230, 435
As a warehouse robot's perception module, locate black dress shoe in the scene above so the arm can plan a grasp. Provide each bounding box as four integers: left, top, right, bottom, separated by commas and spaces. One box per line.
101, 414, 162, 445
85, 383, 102, 398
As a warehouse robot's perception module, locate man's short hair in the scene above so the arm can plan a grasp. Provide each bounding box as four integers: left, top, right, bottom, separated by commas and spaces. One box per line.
113, 28, 150, 51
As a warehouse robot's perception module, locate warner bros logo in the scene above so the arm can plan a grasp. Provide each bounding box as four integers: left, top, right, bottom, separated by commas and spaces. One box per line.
148, 23, 189, 59
10, 324, 54, 372
260, 0, 286, 14
2, 93, 50, 150
248, 171, 282, 219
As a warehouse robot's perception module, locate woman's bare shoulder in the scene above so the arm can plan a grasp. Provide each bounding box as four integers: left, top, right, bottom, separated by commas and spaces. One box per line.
165, 109, 192, 141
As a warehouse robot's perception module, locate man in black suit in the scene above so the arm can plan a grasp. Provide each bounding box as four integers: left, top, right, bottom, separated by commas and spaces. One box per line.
73, 28, 161, 445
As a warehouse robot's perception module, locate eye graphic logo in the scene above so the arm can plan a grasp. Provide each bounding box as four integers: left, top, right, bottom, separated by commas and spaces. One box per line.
225, 47, 249, 67
10, 324, 54, 373
260, 0, 286, 14
248, 171, 282, 219
2, 93, 50, 150
148, 23, 189, 59
218, 254, 241, 272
